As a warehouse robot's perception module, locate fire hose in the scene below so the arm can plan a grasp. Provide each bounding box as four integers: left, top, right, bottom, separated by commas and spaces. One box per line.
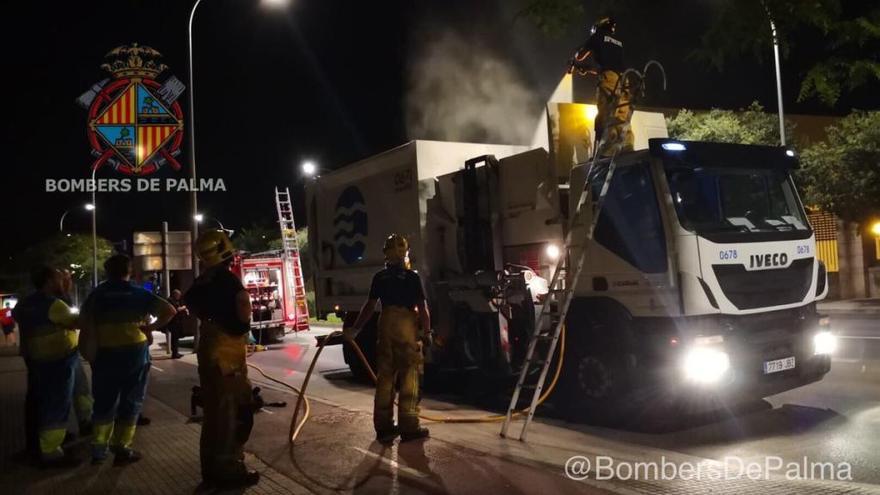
246, 325, 565, 445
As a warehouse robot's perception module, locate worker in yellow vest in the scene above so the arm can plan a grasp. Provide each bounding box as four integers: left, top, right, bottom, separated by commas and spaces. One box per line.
345, 234, 432, 444
80, 254, 176, 465
185, 230, 260, 489
13, 266, 84, 468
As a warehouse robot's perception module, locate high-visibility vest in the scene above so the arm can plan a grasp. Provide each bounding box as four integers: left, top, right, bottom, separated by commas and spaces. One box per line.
13, 293, 78, 362
83, 281, 163, 349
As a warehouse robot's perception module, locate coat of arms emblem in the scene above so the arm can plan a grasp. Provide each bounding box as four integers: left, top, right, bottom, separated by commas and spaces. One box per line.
77, 43, 186, 175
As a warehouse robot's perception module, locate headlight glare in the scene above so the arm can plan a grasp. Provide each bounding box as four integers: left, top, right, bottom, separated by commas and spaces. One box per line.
813, 331, 837, 355
683, 347, 730, 384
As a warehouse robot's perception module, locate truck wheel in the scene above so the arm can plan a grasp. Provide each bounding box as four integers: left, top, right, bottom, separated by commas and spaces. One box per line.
342, 314, 377, 383
556, 305, 634, 426
558, 347, 629, 425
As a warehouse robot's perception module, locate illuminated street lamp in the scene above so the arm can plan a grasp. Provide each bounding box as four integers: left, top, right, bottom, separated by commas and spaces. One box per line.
193, 213, 205, 223
870, 221, 880, 237
61, 201, 98, 287
301, 160, 317, 177
260, 0, 291, 8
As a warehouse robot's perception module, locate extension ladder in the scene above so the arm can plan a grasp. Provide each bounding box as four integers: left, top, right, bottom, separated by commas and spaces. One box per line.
500, 62, 665, 441
275, 187, 311, 331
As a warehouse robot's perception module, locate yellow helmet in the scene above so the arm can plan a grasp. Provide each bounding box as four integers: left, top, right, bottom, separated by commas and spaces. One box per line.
382, 233, 408, 264
196, 230, 235, 268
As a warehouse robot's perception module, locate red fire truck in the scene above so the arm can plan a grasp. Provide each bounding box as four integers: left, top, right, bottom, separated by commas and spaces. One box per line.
232, 251, 309, 342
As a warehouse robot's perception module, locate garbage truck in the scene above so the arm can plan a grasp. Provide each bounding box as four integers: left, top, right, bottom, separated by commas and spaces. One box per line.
306, 110, 833, 421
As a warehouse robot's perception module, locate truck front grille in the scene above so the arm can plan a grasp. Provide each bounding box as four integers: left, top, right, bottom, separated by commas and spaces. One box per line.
712, 258, 814, 310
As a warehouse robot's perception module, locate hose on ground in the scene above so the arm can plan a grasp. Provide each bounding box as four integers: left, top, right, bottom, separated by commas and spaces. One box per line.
246, 324, 566, 444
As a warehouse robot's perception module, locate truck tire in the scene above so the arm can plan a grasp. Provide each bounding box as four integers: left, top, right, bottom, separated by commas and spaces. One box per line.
556, 301, 635, 426
342, 313, 377, 383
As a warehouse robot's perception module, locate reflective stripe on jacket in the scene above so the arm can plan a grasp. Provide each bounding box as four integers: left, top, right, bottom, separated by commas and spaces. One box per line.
83, 281, 163, 349
13, 293, 78, 362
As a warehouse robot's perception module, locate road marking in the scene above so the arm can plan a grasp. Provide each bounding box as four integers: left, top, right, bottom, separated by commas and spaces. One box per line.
151, 365, 164, 372
352, 447, 430, 479
259, 408, 274, 415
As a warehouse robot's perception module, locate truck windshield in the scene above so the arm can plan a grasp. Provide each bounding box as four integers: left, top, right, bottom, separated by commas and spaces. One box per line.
665, 165, 809, 235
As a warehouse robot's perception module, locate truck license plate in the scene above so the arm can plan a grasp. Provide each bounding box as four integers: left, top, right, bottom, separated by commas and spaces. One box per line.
763, 356, 796, 374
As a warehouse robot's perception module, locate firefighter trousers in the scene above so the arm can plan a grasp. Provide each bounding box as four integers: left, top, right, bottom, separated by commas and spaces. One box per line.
196, 320, 254, 482
198, 365, 254, 483
596, 70, 634, 157
374, 306, 423, 434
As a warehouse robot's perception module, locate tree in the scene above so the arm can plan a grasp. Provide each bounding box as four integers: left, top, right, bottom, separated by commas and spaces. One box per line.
666, 102, 793, 145
516, 0, 584, 38
695, 0, 880, 106
799, 111, 880, 223
519, 0, 879, 106
16, 233, 114, 294
232, 223, 279, 254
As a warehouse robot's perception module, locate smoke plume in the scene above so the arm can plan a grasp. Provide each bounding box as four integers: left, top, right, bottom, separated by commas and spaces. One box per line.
405, 31, 542, 145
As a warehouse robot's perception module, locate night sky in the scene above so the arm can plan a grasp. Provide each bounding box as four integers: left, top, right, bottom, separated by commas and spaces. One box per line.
3, 0, 878, 263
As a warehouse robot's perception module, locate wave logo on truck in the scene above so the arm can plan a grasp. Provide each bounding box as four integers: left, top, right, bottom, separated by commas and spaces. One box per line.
333, 186, 368, 264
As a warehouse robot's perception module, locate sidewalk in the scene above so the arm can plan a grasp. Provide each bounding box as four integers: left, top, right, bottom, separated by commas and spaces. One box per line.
0, 349, 312, 495
817, 298, 880, 315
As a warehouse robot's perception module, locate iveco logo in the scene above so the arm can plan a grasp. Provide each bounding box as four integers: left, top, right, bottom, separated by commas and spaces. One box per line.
749, 253, 789, 269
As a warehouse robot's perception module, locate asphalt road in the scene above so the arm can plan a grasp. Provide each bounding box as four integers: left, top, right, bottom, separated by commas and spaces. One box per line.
149, 315, 880, 494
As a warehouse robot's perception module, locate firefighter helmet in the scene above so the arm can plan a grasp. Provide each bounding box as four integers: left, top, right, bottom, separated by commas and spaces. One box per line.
196, 230, 235, 268
382, 234, 409, 264
591, 16, 616, 34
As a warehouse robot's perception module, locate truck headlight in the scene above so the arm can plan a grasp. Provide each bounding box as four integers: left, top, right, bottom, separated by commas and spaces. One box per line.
683, 347, 730, 384
813, 331, 837, 355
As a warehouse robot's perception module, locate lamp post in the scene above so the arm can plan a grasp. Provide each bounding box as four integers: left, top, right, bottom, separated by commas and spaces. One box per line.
761, 1, 786, 146
85, 201, 97, 287
90, 165, 98, 287
187, 0, 290, 279
187, 0, 205, 281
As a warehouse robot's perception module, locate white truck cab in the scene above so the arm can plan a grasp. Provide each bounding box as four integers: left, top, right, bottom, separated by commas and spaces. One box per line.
559, 139, 831, 421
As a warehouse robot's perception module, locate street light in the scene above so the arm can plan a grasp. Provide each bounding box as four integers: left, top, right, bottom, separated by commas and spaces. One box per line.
760, 0, 786, 146
870, 221, 880, 237
260, 0, 291, 7
301, 160, 317, 177
89, 164, 98, 287
61, 196, 98, 287
188, 0, 292, 280
188, 0, 205, 281
194, 213, 234, 236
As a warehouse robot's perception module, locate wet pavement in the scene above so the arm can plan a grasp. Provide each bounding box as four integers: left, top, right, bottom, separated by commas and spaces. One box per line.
1, 314, 878, 494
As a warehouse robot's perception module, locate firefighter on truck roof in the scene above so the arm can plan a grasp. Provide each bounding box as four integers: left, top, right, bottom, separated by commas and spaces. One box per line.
569, 16, 635, 157
344, 233, 432, 444
185, 230, 260, 489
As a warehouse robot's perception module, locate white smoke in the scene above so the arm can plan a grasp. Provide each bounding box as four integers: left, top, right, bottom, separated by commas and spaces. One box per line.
405, 31, 542, 145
